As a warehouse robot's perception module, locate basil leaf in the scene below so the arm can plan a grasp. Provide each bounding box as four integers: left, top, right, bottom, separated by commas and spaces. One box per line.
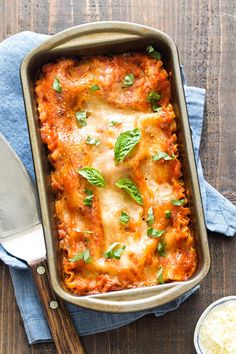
69, 249, 92, 263
122, 73, 134, 88
114, 128, 141, 163
83, 189, 94, 207
115, 178, 143, 205
84, 188, 93, 195
77, 167, 105, 187
104, 242, 126, 259
171, 199, 186, 206
152, 103, 162, 112
146, 45, 162, 60
147, 227, 164, 238
110, 119, 122, 126
75, 229, 93, 234
152, 151, 173, 161
90, 84, 100, 91
147, 91, 161, 112
86, 136, 101, 146
165, 210, 172, 219
119, 211, 130, 225
147, 91, 161, 102
52, 77, 62, 93
157, 267, 164, 284
157, 242, 166, 256
75, 111, 87, 126
84, 195, 93, 207
147, 207, 154, 226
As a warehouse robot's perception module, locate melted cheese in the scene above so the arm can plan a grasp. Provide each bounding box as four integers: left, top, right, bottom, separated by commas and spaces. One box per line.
199, 301, 236, 353
35, 53, 197, 295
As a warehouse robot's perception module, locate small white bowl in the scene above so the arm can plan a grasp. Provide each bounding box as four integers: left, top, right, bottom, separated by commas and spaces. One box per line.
194, 296, 236, 354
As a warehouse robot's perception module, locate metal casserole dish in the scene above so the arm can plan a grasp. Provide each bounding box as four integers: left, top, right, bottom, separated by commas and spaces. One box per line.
20, 21, 210, 312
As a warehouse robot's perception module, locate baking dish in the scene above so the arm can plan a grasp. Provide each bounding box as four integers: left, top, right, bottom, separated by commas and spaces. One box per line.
20, 21, 210, 312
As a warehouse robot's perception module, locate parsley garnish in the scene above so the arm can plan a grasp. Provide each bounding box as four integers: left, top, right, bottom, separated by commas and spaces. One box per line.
171, 199, 186, 206
152, 152, 174, 161
104, 242, 126, 259
147, 207, 154, 226
157, 267, 164, 284
86, 136, 101, 146
157, 242, 166, 256
146, 45, 162, 60
122, 73, 135, 88
75, 111, 87, 127
165, 210, 172, 219
90, 84, 100, 91
52, 77, 62, 93
147, 228, 164, 238
119, 211, 130, 225
69, 249, 92, 263
83, 189, 93, 207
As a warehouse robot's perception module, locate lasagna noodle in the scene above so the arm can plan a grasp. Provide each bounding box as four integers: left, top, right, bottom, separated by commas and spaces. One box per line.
36, 52, 197, 295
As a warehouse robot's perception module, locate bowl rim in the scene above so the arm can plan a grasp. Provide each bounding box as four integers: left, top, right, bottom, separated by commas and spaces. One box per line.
194, 295, 236, 353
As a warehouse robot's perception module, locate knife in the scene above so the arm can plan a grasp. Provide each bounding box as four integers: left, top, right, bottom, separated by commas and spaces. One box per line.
0, 133, 85, 354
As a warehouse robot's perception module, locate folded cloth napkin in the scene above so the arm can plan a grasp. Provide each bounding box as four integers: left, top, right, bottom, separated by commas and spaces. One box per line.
0, 32, 236, 345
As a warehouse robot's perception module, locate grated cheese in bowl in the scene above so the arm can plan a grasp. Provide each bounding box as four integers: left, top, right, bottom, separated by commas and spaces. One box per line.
194, 297, 236, 354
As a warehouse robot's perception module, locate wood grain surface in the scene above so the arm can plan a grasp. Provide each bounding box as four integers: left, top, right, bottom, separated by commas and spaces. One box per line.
30, 259, 85, 354
0, 1, 236, 353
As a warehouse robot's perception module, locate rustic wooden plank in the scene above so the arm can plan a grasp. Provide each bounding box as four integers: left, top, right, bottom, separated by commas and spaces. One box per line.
218, 2, 236, 197
1, 0, 236, 353
218, 1, 236, 300
0, 0, 4, 41
3, 0, 18, 38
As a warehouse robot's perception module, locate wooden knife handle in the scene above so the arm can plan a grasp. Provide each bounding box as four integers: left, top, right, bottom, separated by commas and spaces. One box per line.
30, 259, 85, 354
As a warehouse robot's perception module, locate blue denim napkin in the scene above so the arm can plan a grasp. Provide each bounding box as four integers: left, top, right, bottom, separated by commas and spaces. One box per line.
0, 32, 236, 345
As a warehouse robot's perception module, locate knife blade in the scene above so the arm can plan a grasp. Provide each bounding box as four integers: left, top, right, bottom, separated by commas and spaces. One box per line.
0, 133, 85, 354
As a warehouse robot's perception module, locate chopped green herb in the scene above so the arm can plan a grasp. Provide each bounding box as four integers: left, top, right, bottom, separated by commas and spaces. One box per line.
146, 45, 162, 60
52, 77, 62, 93
75, 111, 87, 127
122, 73, 135, 88
69, 249, 92, 263
165, 210, 172, 219
157, 267, 164, 284
115, 178, 143, 205
147, 91, 162, 112
75, 229, 94, 234
147, 91, 161, 102
147, 207, 154, 226
114, 128, 141, 163
90, 84, 100, 91
110, 119, 122, 126
171, 199, 186, 206
77, 167, 105, 187
83, 189, 94, 207
157, 242, 166, 256
104, 242, 126, 259
147, 227, 164, 238
152, 151, 174, 161
84, 188, 93, 195
152, 103, 162, 112
119, 211, 130, 225
86, 136, 101, 146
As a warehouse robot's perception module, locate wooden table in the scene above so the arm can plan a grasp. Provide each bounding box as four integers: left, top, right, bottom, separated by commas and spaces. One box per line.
1, 1, 236, 353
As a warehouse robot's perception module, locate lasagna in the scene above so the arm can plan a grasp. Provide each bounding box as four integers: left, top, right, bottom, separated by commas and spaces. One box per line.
35, 46, 197, 295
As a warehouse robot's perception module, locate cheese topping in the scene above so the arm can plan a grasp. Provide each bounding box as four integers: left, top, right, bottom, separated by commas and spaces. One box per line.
199, 301, 236, 354
35, 51, 197, 295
